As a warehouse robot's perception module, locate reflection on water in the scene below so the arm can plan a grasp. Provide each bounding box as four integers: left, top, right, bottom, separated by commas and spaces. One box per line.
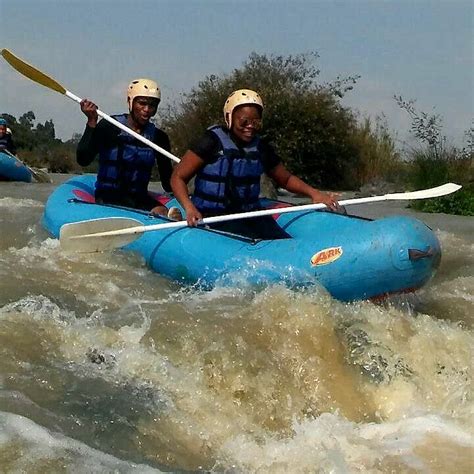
0, 178, 473, 472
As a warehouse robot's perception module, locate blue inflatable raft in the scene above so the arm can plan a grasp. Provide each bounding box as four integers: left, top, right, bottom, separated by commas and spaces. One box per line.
43, 175, 441, 301
0, 151, 32, 182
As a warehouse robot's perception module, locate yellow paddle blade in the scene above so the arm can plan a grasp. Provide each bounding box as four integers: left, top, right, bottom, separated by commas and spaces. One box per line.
1, 49, 66, 95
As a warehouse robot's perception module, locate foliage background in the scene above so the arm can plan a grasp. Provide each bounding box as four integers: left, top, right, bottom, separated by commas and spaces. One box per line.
2, 52, 472, 214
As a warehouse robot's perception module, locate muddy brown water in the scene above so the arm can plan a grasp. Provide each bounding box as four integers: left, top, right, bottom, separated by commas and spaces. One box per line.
0, 175, 472, 472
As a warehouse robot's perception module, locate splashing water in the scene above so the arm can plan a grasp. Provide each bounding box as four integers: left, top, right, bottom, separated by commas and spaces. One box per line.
0, 180, 472, 472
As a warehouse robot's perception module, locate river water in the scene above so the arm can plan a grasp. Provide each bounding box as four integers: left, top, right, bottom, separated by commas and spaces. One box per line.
0, 175, 472, 473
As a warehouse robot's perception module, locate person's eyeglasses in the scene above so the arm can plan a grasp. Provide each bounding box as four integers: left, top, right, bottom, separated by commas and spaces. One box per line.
135, 98, 159, 108
236, 117, 262, 129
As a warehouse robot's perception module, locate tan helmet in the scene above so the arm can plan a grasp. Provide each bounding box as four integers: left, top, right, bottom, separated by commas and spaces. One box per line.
223, 89, 263, 128
127, 78, 161, 111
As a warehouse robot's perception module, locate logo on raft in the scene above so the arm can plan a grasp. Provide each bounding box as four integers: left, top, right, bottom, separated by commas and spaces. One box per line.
310, 246, 343, 266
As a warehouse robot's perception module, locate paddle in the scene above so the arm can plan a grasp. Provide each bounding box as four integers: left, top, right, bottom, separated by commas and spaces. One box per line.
2, 148, 52, 183
0, 48, 180, 163
60, 182, 462, 252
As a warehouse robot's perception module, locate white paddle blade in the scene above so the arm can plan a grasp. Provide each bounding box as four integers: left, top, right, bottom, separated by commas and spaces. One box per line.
30, 167, 52, 183
385, 183, 462, 200
60, 217, 144, 253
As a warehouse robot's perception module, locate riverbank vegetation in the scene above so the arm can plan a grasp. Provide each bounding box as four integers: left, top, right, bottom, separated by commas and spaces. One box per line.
2, 52, 472, 215
0, 110, 82, 174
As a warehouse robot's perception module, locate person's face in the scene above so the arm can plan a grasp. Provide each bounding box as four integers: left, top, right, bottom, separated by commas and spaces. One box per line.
231, 105, 262, 143
131, 96, 159, 125
0, 125, 6, 137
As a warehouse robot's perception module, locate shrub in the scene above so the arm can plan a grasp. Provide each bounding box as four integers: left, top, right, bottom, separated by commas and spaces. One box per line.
395, 97, 473, 215
348, 115, 401, 187
162, 52, 362, 190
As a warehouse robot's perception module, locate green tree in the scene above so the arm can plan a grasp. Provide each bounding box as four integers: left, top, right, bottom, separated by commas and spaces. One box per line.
395, 97, 473, 215
36, 119, 56, 142
4, 111, 36, 150
19, 111, 35, 126
1, 111, 80, 173
163, 52, 362, 189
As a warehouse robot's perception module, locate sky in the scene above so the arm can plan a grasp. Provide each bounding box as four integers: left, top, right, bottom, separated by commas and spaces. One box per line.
1, 0, 472, 148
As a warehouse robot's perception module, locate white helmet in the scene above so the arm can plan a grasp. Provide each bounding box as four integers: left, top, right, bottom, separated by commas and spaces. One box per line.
127, 78, 161, 111
223, 89, 263, 128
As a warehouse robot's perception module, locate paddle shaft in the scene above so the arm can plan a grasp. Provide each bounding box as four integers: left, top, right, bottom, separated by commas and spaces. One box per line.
2, 148, 21, 162
2, 147, 52, 183
64, 91, 180, 163
72, 182, 462, 239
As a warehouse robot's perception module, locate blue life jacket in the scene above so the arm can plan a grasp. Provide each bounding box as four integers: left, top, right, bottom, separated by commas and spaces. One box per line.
96, 114, 156, 197
0, 134, 12, 152
192, 126, 264, 214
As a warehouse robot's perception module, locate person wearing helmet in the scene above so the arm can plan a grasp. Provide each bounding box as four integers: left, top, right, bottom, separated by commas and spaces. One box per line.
76, 79, 178, 217
170, 89, 341, 239
0, 117, 17, 155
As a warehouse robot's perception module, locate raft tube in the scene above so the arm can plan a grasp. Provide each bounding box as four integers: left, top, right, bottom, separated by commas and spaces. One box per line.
0, 151, 32, 182
43, 175, 441, 301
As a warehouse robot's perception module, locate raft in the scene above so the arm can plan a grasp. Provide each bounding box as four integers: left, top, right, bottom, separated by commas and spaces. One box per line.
43, 175, 442, 301
0, 151, 32, 182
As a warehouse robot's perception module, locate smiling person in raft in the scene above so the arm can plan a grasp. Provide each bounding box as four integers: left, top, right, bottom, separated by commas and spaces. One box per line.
171, 89, 342, 240
76, 78, 182, 220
